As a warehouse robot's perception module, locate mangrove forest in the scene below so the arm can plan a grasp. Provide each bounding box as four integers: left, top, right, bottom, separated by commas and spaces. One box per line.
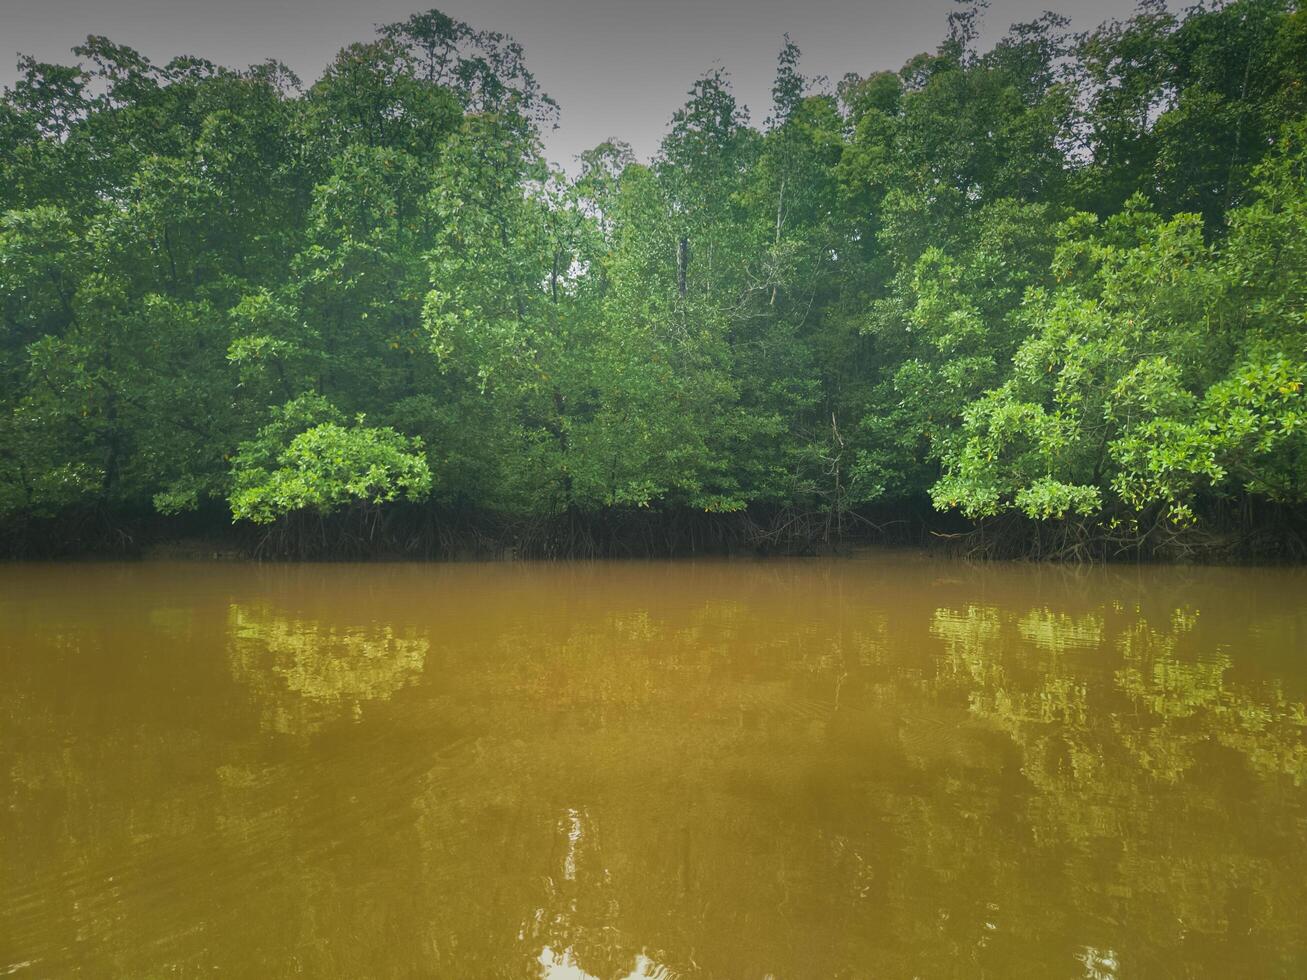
1, 0, 1304, 559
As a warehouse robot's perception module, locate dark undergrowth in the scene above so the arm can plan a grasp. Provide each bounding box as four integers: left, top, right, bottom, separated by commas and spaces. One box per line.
0, 502, 933, 561
2, 496, 1304, 564
927, 498, 1307, 564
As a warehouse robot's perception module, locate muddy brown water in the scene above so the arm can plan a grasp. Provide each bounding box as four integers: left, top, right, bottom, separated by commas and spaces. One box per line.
2, 556, 1305, 978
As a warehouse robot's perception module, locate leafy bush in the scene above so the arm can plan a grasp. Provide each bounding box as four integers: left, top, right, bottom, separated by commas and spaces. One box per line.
230, 400, 432, 524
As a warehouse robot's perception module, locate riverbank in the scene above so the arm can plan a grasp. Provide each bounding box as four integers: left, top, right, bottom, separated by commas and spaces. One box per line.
3, 499, 1304, 564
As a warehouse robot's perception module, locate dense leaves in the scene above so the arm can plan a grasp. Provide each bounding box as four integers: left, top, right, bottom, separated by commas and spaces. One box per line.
1, 1, 1302, 557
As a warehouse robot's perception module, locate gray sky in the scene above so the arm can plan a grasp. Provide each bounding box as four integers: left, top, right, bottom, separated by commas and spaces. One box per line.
0, 0, 1154, 167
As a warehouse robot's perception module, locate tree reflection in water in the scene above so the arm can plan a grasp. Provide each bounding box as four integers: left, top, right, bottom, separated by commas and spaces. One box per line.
227, 603, 429, 734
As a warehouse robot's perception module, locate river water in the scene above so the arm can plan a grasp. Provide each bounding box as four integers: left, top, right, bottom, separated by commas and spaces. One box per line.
2, 556, 1305, 977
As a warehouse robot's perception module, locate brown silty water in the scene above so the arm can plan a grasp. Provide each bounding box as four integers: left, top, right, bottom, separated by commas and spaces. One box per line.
1, 555, 1305, 977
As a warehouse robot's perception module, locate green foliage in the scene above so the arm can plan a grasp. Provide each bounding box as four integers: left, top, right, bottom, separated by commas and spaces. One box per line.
230, 398, 432, 524
933, 126, 1306, 528
1, 2, 1302, 555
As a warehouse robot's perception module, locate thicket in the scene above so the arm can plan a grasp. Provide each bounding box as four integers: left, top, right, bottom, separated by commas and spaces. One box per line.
1, 1, 1303, 559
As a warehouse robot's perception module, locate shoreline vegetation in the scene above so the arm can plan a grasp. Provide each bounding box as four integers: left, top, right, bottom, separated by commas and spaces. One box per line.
1, 3, 1304, 562
5, 498, 1304, 562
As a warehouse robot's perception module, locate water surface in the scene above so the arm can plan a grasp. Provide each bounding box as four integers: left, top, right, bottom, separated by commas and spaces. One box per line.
2, 557, 1305, 977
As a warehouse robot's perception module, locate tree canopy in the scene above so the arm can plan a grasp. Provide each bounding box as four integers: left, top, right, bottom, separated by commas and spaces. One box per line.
1, 1, 1303, 558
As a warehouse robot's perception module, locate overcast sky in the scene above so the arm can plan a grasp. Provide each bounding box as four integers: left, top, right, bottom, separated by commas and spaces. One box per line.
1, 0, 1158, 167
